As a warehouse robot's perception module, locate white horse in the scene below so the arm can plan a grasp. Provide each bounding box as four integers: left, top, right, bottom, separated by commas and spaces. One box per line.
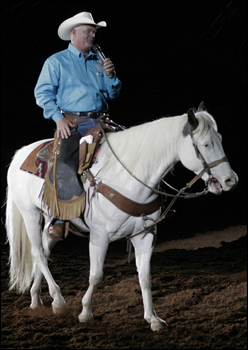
5, 106, 238, 331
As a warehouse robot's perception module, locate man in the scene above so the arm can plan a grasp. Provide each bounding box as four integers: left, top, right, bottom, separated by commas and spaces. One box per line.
34, 12, 121, 239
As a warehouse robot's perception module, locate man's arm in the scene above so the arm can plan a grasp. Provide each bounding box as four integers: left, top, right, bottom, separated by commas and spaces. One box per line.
34, 58, 64, 123
100, 58, 122, 99
34, 58, 74, 138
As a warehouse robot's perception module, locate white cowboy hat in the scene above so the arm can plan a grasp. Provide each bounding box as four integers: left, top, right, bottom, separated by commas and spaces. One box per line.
58, 12, 107, 40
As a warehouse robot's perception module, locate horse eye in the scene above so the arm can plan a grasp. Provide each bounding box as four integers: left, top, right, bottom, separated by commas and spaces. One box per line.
204, 142, 213, 149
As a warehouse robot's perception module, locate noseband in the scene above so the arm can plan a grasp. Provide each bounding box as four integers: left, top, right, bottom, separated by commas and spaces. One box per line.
187, 124, 229, 189
99, 123, 229, 200
98, 122, 230, 240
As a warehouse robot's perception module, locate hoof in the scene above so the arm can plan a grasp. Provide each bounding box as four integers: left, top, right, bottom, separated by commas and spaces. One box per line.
151, 320, 167, 332
52, 303, 67, 317
78, 312, 94, 323
30, 300, 43, 310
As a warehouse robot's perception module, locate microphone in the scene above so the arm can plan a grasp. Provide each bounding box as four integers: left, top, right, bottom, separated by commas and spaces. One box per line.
92, 44, 106, 62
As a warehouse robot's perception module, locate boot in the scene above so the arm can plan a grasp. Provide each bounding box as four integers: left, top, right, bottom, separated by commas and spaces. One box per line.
48, 221, 70, 241
49, 222, 65, 241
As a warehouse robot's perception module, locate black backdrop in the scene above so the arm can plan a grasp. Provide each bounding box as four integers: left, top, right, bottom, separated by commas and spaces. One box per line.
1, 1, 247, 241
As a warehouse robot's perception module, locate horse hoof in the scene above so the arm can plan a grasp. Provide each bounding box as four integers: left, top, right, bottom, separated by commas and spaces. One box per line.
30, 300, 43, 310
52, 303, 67, 317
151, 320, 166, 332
78, 312, 94, 323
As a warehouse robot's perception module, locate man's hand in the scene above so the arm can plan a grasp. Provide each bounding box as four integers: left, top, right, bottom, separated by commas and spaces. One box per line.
56, 118, 75, 139
100, 58, 116, 78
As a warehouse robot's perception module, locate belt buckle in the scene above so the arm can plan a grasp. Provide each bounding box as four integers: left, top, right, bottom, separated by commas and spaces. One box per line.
87, 111, 98, 118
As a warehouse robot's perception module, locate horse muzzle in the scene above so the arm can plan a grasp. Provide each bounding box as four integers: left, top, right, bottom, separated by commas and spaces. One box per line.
206, 172, 238, 194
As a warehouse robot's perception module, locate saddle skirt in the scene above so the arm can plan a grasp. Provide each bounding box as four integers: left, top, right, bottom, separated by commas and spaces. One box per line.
20, 140, 53, 179
20, 135, 99, 179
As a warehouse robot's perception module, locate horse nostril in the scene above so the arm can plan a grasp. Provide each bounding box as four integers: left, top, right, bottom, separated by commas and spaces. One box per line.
225, 177, 237, 190
225, 178, 233, 185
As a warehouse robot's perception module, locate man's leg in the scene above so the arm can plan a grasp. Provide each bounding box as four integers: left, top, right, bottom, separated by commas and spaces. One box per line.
48, 119, 99, 240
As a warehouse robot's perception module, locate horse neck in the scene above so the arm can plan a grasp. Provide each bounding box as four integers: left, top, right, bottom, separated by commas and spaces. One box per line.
144, 115, 185, 184
99, 115, 185, 189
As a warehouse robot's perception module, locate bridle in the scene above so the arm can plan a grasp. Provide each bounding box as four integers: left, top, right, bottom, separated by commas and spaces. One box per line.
186, 122, 228, 191
98, 122, 229, 246
99, 122, 229, 200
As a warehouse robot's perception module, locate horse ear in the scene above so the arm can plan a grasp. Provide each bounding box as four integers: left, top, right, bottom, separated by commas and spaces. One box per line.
187, 108, 199, 131
198, 101, 205, 111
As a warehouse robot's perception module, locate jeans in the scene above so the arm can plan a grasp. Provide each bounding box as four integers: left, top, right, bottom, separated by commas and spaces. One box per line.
54, 118, 100, 226
77, 118, 100, 137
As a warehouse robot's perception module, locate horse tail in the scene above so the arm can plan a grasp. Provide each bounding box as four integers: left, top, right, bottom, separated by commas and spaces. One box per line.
5, 186, 34, 294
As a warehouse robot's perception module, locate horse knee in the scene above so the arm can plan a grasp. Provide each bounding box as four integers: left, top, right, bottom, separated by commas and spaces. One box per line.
89, 271, 103, 286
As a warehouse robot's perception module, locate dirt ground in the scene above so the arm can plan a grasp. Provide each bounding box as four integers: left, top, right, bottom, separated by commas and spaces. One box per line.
1, 224, 247, 349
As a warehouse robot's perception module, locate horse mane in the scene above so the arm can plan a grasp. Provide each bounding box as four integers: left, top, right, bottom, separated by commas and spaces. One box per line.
100, 116, 185, 178
99, 110, 217, 179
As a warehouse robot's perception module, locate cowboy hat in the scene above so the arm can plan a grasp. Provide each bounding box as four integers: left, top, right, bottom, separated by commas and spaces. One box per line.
58, 12, 107, 41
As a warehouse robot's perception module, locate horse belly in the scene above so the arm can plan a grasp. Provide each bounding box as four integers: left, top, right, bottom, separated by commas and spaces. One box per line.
87, 196, 140, 241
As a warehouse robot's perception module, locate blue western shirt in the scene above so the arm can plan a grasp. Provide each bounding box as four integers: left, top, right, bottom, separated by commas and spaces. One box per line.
34, 43, 121, 123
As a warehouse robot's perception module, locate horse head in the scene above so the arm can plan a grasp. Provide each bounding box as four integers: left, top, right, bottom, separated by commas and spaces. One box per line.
180, 103, 238, 195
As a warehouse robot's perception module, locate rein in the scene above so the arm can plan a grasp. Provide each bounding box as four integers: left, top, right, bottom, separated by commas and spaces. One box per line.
99, 123, 228, 200
97, 121, 230, 258
97, 122, 229, 247
186, 121, 228, 189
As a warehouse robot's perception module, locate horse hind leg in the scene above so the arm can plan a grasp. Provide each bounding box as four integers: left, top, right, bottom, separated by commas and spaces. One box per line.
30, 244, 65, 316
7, 159, 66, 317
30, 215, 58, 311
31, 231, 67, 316
30, 264, 43, 309
22, 213, 67, 317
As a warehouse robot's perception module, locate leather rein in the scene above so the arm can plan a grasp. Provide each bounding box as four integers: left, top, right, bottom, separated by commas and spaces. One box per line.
99, 123, 228, 201
82, 121, 228, 247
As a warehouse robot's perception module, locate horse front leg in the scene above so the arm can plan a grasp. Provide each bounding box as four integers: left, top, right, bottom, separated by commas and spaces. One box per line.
132, 233, 166, 332
78, 237, 109, 323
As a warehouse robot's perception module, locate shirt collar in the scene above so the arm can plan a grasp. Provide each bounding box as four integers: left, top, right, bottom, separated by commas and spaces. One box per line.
68, 43, 97, 60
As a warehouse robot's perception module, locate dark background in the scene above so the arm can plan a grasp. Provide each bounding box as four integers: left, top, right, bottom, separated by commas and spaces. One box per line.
1, 1, 247, 241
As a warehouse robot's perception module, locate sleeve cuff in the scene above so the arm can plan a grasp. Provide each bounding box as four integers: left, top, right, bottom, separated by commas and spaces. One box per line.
52, 111, 64, 124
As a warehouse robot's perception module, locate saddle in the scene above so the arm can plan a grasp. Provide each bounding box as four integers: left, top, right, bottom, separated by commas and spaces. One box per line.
20, 119, 162, 222
20, 121, 109, 220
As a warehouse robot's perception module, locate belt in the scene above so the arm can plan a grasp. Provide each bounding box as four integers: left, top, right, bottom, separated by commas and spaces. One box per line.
62, 111, 103, 118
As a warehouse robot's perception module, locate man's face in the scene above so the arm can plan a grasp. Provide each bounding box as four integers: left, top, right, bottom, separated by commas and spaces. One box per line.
72, 24, 97, 52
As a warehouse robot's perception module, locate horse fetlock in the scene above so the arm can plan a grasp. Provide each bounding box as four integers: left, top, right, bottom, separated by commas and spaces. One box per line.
49, 283, 64, 300
78, 310, 94, 323
147, 315, 166, 332
30, 296, 43, 309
